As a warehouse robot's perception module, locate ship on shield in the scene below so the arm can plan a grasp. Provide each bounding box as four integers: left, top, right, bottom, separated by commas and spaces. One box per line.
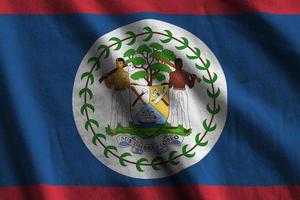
129, 84, 170, 137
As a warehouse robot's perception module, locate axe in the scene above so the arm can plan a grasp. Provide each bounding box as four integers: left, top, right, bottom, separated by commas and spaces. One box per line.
152, 88, 169, 106
99, 64, 129, 83
131, 87, 148, 106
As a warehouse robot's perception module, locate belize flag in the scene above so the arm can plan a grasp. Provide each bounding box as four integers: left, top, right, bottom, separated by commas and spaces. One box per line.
1, 0, 300, 199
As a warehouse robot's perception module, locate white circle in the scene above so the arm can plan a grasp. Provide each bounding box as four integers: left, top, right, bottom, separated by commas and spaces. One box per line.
72, 19, 227, 179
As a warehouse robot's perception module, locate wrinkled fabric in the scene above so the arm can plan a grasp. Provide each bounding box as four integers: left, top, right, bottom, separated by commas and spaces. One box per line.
1, 1, 300, 200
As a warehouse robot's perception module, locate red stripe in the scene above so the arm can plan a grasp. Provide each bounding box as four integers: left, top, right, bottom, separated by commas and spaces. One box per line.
0, 0, 300, 15
0, 184, 299, 200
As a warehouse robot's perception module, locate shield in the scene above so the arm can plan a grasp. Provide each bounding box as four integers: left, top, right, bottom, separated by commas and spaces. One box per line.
129, 85, 169, 137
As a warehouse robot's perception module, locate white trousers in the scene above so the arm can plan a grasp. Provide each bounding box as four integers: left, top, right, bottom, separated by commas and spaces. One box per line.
110, 90, 130, 129
168, 89, 191, 129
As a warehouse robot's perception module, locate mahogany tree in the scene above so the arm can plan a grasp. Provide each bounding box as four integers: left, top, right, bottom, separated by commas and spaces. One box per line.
123, 43, 176, 86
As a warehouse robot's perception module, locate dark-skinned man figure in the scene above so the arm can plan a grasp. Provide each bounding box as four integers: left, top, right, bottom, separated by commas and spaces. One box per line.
168, 58, 198, 130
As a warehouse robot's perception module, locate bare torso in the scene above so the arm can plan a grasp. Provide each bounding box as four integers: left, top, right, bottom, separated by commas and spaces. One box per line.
169, 70, 195, 89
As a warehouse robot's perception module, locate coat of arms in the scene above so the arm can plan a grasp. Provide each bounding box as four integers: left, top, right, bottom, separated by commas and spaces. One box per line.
100, 43, 201, 140
73, 19, 227, 179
